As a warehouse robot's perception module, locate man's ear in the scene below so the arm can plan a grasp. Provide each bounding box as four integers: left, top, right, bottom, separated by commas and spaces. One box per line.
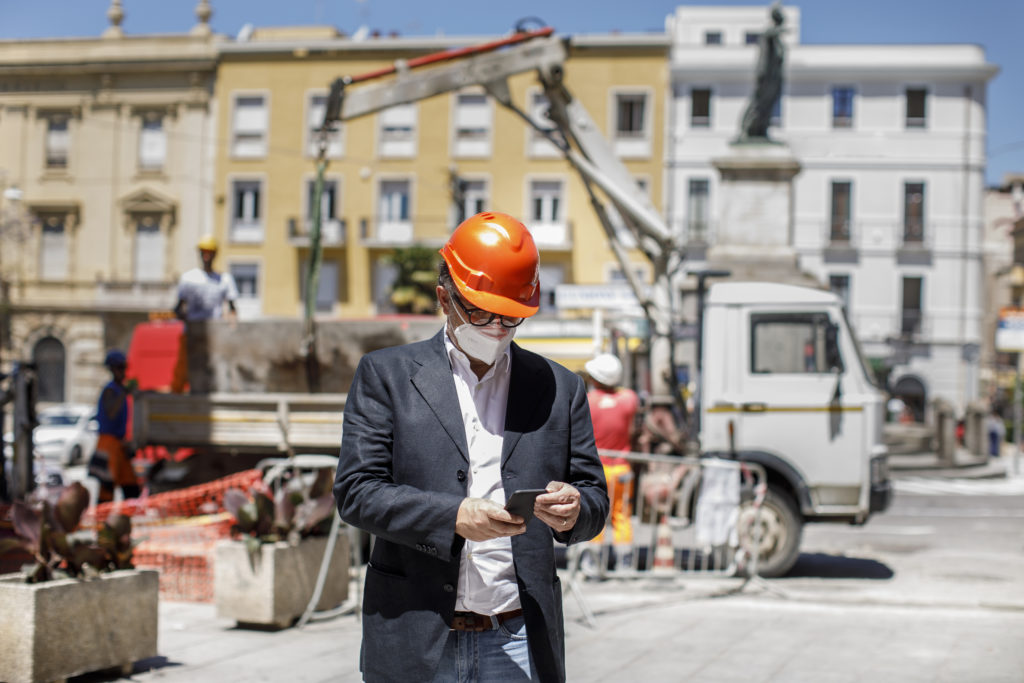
437, 285, 451, 315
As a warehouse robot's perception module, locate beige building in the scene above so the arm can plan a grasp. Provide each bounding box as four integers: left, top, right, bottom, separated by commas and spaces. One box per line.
212, 28, 669, 368
0, 3, 219, 404
981, 174, 1024, 398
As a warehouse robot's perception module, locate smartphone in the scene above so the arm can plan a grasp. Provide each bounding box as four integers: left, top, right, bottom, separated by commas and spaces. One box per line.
504, 488, 547, 522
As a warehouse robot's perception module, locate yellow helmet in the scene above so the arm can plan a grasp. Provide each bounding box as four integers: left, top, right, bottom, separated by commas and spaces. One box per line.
197, 234, 218, 252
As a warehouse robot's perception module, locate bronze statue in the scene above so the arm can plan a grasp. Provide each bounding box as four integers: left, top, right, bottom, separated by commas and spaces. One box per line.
738, 3, 786, 141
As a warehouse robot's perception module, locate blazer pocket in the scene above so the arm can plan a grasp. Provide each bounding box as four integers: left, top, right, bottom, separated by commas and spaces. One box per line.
367, 561, 408, 580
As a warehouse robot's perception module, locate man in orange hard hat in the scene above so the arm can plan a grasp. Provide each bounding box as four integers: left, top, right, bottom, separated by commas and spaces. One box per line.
335, 212, 608, 682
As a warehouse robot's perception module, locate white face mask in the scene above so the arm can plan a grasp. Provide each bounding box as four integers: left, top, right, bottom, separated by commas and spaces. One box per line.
449, 295, 515, 365
453, 322, 515, 366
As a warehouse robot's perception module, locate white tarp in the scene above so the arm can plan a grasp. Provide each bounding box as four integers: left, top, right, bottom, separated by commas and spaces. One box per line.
694, 458, 740, 547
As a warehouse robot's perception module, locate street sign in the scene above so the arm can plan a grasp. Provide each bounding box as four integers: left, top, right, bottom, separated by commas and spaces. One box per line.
996, 308, 1024, 352
554, 283, 644, 311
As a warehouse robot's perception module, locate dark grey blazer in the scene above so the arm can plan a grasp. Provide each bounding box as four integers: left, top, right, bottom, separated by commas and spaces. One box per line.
334, 330, 608, 683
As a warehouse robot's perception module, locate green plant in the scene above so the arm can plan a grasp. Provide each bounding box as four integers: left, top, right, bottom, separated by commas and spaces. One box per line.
223, 469, 336, 558
0, 482, 135, 583
386, 246, 439, 314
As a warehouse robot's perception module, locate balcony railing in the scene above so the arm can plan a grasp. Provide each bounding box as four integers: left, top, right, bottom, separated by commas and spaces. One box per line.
287, 217, 346, 247
528, 220, 572, 250
900, 219, 930, 249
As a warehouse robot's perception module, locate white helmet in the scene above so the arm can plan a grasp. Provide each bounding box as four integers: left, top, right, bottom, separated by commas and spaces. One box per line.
585, 353, 623, 387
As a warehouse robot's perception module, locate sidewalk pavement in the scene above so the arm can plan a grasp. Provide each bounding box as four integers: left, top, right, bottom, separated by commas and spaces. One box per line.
76, 573, 1024, 683
887, 446, 1019, 479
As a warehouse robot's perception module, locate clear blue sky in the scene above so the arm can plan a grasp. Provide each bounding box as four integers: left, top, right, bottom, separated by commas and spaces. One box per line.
2, 0, 1021, 185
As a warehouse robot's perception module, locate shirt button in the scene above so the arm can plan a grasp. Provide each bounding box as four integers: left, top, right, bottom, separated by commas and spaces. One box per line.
443, 583, 454, 593
457, 470, 466, 482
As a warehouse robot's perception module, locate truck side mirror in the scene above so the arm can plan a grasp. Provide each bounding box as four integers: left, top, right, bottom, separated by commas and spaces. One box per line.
825, 322, 844, 373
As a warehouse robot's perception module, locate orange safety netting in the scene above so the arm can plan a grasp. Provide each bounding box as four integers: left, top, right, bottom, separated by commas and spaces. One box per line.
88, 468, 264, 603
85, 468, 263, 525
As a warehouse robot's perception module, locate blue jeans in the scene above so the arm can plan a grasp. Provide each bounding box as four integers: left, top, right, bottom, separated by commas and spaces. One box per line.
432, 615, 535, 682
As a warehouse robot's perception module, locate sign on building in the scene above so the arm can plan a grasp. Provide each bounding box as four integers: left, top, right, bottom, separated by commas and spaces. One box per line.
995, 307, 1024, 351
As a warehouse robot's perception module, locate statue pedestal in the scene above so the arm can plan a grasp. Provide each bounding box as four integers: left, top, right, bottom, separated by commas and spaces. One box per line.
709, 142, 816, 284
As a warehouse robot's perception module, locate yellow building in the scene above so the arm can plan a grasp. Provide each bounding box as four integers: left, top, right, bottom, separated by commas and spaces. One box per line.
213, 28, 669, 354
0, 3, 219, 403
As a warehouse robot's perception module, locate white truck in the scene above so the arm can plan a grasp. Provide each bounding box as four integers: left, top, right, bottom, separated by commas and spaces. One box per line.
699, 282, 890, 576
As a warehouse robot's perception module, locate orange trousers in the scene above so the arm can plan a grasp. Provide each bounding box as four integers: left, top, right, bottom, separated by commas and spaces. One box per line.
595, 462, 634, 545
94, 434, 139, 503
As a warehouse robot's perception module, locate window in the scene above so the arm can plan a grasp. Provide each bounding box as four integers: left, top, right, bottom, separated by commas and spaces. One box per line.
133, 215, 164, 282
530, 180, 562, 224
458, 179, 488, 222
32, 336, 65, 403
305, 179, 342, 242
38, 213, 68, 280
751, 313, 835, 375
379, 103, 417, 157
704, 31, 722, 45
745, 32, 761, 45
832, 87, 854, 128
138, 114, 166, 170
691, 88, 711, 128
230, 179, 263, 242
300, 259, 339, 313
232, 95, 267, 158
687, 178, 710, 243
230, 262, 261, 319
453, 92, 491, 157
615, 94, 647, 139
307, 93, 343, 157
903, 182, 925, 244
905, 88, 927, 128
829, 274, 851, 310
45, 115, 69, 169
372, 258, 399, 313
529, 179, 567, 246
378, 179, 412, 242
830, 181, 852, 242
901, 276, 923, 336
538, 263, 565, 314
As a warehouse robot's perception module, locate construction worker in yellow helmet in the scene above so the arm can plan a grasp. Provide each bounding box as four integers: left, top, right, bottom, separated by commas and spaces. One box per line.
171, 234, 238, 392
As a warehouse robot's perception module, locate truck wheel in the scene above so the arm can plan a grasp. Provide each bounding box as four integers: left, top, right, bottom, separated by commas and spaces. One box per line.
737, 483, 801, 578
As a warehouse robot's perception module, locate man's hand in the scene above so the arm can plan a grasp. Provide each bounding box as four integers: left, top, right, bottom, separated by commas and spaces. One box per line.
456, 498, 526, 542
534, 481, 581, 532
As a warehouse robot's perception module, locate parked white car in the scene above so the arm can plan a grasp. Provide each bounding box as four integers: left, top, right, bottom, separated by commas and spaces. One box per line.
30, 404, 99, 466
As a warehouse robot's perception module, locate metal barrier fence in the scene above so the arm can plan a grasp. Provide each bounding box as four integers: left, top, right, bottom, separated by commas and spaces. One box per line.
563, 451, 771, 625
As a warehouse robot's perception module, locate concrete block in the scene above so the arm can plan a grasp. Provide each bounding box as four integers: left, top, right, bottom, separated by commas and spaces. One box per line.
0, 569, 159, 683
214, 534, 350, 629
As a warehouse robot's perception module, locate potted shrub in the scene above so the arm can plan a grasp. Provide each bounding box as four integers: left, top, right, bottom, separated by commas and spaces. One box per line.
214, 468, 349, 628
0, 483, 158, 683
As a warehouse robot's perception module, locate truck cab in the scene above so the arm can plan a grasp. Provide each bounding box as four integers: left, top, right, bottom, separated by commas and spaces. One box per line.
700, 281, 891, 576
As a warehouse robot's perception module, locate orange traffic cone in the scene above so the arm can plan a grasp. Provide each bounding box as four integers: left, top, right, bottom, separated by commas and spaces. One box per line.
653, 514, 674, 573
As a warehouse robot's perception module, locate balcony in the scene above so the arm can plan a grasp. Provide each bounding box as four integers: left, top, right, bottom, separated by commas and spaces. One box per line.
10, 279, 174, 312
899, 220, 931, 250
287, 217, 346, 247
823, 219, 858, 263
358, 217, 450, 248
528, 221, 572, 251
229, 220, 263, 244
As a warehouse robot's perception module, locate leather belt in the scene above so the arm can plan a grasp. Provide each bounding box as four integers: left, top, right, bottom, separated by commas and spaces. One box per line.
450, 609, 524, 632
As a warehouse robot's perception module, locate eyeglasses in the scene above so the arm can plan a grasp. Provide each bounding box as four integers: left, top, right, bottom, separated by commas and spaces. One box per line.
449, 290, 525, 328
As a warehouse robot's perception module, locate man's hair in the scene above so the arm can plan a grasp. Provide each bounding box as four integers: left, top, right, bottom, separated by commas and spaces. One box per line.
437, 262, 458, 312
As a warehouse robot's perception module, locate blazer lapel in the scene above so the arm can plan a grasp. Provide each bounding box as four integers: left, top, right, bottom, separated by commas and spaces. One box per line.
411, 331, 469, 463
502, 344, 548, 467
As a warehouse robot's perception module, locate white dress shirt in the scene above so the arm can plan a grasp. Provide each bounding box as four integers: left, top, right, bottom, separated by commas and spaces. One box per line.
443, 327, 521, 615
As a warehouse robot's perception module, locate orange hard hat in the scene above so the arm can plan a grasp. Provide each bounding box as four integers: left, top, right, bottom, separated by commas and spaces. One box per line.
439, 212, 540, 318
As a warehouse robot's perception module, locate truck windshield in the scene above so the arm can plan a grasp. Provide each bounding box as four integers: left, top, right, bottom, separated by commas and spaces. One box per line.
841, 307, 881, 389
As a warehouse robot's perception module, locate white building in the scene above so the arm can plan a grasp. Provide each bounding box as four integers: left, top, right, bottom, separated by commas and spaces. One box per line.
665, 5, 998, 416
